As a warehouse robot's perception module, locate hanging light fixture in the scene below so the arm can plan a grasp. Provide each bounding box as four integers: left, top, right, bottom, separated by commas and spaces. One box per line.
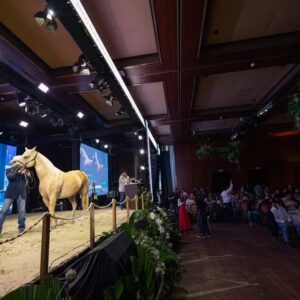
34, 6, 57, 31
72, 54, 91, 75
104, 94, 116, 107
89, 74, 109, 93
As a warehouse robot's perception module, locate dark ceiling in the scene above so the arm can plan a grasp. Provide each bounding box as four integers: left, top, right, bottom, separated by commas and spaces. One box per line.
1, 0, 300, 147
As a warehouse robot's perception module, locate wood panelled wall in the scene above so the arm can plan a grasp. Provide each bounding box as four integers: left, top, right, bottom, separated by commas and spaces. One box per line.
174, 133, 300, 191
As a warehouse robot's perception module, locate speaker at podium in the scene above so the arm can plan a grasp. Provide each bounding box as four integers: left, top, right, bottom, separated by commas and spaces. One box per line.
125, 182, 141, 209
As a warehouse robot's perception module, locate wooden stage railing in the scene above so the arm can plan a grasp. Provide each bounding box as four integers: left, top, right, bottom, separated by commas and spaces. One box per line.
39, 193, 148, 282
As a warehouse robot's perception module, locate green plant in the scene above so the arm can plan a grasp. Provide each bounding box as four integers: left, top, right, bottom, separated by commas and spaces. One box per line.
288, 92, 300, 129
196, 141, 241, 164
1, 276, 71, 300
105, 207, 181, 299
196, 144, 214, 160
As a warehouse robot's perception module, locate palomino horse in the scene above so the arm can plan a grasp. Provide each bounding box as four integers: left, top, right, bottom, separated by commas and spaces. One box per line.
11, 147, 89, 225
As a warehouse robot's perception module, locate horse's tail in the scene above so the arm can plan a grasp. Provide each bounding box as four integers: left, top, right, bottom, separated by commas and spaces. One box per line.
79, 171, 89, 211
78, 171, 89, 194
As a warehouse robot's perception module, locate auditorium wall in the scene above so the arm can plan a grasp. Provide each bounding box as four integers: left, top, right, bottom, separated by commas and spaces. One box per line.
174, 133, 300, 191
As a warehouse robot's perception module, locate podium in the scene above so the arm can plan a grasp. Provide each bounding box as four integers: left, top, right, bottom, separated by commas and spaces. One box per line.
125, 183, 141, 209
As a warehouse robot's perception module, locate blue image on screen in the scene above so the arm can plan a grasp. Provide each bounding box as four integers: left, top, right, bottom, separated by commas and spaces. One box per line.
0, 144, 17, 210
80, 143, 108, 196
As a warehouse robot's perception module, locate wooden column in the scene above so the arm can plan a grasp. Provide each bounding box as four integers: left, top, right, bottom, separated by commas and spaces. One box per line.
90, 203, 95, 248
40, 213, 50, 284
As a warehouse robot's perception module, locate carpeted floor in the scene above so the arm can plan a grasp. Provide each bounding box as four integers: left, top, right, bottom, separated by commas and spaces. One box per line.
169, 222, 300, 300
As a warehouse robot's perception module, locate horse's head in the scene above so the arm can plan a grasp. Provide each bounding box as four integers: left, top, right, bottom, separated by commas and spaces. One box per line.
10, 146, 38, 171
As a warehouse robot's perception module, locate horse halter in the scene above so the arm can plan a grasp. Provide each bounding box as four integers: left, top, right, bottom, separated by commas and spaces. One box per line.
14, 151, 38, 169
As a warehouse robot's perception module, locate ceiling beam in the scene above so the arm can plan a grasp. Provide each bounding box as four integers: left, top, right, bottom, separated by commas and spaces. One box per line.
179, 0, 207, 138
27, 124, 135, 144
191, 31, 300, 75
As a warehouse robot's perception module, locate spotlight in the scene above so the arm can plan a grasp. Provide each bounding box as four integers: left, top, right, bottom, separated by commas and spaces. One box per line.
49, 115, 64, 127
95, 139, 100, 144
140, 165, 145, 171
115, 108, 125, 117
34, 6, 57, 31
134, 131, 138, 135
104, 94, 116, 106
34, 11, 46, 27
138, 135, 143, 140
40, 112, 47, 118
25, 102, 40, 116
20, 121, 29, 128
67, 124, 78, 136
256, 102, 273, 117
77, 111, 84, 119
45, 18, 57, 32
230, 133, 238, 141
72, 55, 90, 76
104, 144, 109, 149
17, 93, 30, 107
38, 83, 49, 93
89, 75, 109, 93
0, 131, 3, 136
139, 149, 145, 155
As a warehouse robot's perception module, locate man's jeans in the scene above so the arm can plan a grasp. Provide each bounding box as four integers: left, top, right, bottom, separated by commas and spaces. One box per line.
0, 195, 26, 233
224, 202, 233, 222
119, 192, 125, 209
197, 211, 210, 235
277, 222, 289, 243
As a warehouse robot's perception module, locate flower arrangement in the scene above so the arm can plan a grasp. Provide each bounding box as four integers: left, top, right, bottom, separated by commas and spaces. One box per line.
104, 206, 181, 299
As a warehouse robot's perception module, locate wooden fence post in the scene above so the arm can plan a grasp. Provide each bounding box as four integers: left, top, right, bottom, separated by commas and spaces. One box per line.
134, 194, 138, 210
40, 213, 50, 284
126, 196, 130, 223
90, 203, 95, 248
112, 198, 117, 231
141, 193, 145, 210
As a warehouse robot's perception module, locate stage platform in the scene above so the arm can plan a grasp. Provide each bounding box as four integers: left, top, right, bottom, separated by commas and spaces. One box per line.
0, 208, 129, 296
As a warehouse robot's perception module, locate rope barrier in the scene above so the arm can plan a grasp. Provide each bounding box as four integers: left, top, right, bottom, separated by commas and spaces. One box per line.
93, 199, 113, 209
0, 212, 49, 245
49, 203, 93, 221
115, 199, 128, 205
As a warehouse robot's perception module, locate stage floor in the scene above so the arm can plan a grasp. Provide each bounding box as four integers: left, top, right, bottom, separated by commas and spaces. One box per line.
0, 208, 129, 296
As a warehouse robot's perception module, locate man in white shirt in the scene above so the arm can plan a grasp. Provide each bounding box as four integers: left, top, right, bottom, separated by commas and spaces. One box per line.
221, 180, 233, 222
118, 171, 129, 209
270, 201, 293, 244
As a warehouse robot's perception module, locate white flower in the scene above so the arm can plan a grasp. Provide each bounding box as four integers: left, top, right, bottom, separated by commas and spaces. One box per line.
149, 212, 155, 220
159, 226, 165, 234
155, 218, 163, 226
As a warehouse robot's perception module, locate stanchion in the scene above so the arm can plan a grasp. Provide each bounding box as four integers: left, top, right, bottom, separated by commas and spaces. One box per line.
141, 193, 145, 210
112, 198, 117, 231
126, 196, 130, 223
134, 194, 138, 210
40, 213, 50, 284
90, 203, 95, 248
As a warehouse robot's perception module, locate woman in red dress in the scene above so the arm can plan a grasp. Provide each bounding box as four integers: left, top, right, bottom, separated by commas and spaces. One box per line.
178, 197, 192, 231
